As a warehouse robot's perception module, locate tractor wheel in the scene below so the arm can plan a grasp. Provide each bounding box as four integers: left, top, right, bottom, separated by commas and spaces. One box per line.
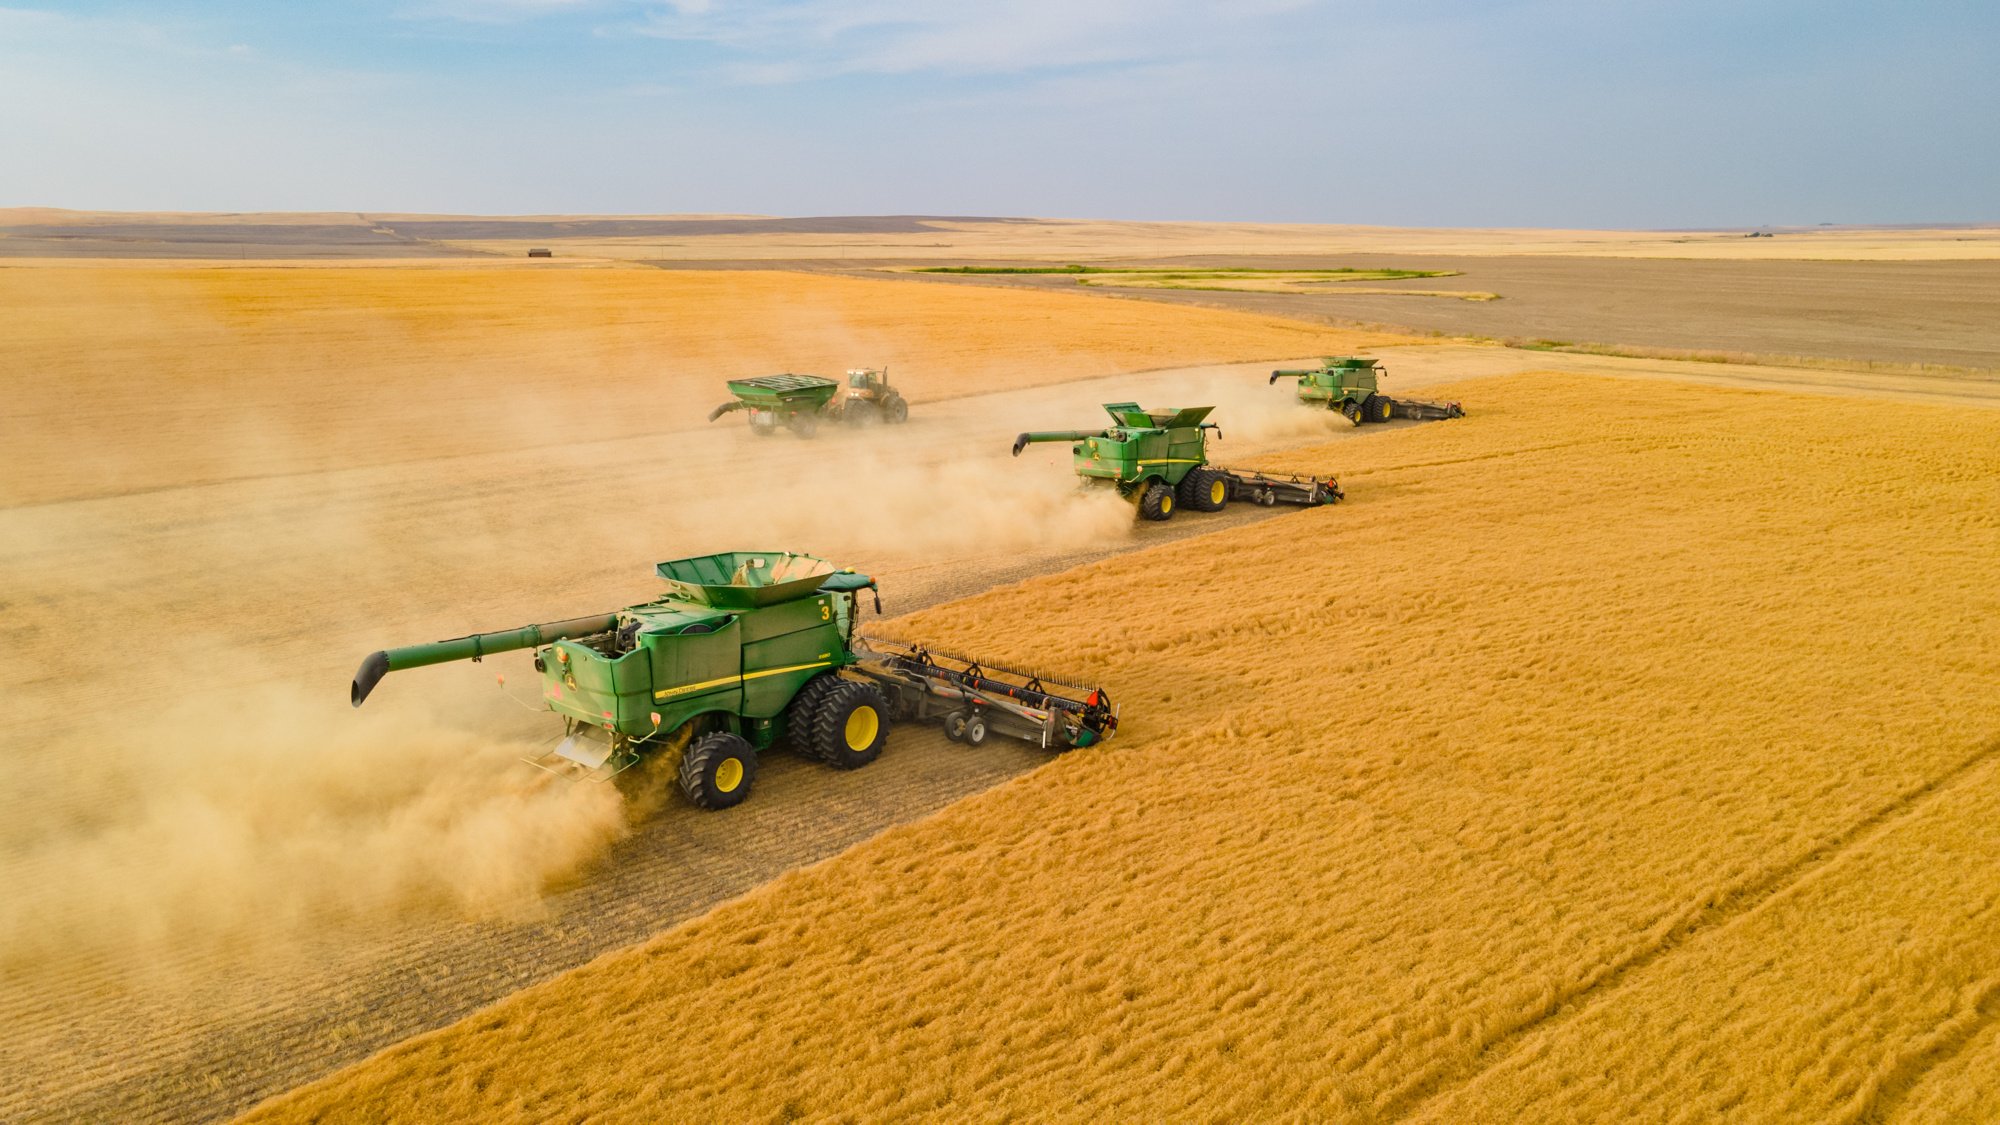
962, 712, 988, 745
679, 731, 756, 810
847, 401, 881, 428
1365, 394, 1393, 423
885, 396, 909, 423
1179, 467, 1229, 513
810, 681, 890, 769
1137, 480, 1175, 521
784, 672, 842, 754
789, 412, 819, 439
1340, 400, 1362, 424
943, 710, 969, 742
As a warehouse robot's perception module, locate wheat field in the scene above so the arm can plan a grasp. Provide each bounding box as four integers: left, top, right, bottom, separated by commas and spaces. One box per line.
240, 371, 2000, 1122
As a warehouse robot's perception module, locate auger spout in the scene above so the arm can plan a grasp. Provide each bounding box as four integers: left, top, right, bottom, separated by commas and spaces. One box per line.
351, 613, 620, 707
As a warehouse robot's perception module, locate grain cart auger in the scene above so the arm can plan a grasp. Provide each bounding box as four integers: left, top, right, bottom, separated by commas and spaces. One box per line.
350, 551, 1117, 811
1269, 357, 1465, 423
1011, 402, 1341, 521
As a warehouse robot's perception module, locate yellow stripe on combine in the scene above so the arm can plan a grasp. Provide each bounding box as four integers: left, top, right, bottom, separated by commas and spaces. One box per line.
653, 660, 832, 701
1135, 458, 1202, 465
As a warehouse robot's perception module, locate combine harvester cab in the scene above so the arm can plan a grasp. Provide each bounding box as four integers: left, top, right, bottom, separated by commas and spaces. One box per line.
351, 551, 1116, 810
1269, 356, 1465, 423
1011, 402, 1341, 520
708, 367, 911, 437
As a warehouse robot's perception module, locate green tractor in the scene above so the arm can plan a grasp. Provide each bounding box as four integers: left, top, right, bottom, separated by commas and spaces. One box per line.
352, 551, 1116, 809
1269, 357, 1465, 423
1011, 402, 1341, 521
707, 368, 909, 437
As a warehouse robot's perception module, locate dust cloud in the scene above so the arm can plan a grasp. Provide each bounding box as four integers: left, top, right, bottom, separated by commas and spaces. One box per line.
0, 679, 627, 975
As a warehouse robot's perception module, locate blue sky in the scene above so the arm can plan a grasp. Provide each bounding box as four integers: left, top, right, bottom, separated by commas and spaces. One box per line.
2, 1, 1994, 226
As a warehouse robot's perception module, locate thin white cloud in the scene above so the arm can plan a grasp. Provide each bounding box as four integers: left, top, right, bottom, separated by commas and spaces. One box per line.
630, 0, 1326, 81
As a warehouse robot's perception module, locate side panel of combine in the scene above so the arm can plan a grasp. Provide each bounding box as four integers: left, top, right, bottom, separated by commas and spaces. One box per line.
738, 593, 847, 719
643, 620, 744, 720
1162, 428, 1206, 484
546, 640, 656, 731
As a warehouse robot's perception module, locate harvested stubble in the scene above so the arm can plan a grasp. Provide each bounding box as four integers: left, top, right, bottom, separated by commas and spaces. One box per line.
0, 264, 1406, 507
243, 373, 2000, 1123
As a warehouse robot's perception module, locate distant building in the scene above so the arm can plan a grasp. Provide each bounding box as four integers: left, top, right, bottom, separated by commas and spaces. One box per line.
527, 248, 553, 258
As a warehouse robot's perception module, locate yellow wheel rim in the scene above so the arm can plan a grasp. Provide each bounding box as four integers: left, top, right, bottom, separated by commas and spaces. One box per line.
1210, 479, 1226, 505
714, 756, 744, 793
844, 706, 879, 750
1160, 493, 1173, 514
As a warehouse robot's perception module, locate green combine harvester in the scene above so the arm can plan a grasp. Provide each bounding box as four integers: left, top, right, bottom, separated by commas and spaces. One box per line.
707, 368, 909, 437
352, 551, 1116, 809
1269, 357, 1465, 423
1012, 402, 1341, 520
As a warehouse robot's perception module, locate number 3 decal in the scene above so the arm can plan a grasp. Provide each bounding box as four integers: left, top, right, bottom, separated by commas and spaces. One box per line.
819, 600, 831, 620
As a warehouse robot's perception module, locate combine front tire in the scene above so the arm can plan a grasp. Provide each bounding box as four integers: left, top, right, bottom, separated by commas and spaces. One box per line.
1179, 468, 1229, 512
1137, 480, 1176, 521
810, 681, 889, 769
679, 732, 756, 809
1340, 400, 1362, 424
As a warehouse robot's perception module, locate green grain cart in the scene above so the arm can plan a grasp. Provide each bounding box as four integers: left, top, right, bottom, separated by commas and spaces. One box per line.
352, 551, 1116, 809
1011, 402, 1341, 520
707, 369, 910, 437
1269, 357, 1465, 423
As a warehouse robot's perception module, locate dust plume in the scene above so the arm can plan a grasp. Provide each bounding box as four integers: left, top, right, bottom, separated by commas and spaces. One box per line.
0, 679, 627, 975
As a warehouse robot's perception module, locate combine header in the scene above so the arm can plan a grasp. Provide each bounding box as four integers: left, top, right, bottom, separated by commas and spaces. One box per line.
1270, 357, 1465, 423
352, 551, 1115, 810
1012, 402, 1340, 520
708, 368, 909, 437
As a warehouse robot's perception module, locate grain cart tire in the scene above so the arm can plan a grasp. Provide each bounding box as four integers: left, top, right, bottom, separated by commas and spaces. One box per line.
1341, 400, 1362, 424
886, 397, 909, 423
943, 710, 969, 742
811, 681, 890, 769
784, 672, 842, 754
1366, 394, 1393, 423
789, 412, 819, 439
679, 731, 757, 810
962, 713, 988, 745
1138, 480, 1176, 521
1179, 467, 1229, 512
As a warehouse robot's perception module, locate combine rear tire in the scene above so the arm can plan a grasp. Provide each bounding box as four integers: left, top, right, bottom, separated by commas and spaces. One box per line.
679, 732, 756, 809
1179, 467, 1229, 512
785, 673, 841, 754
1137, 480, 1175, 521
885, 397, 909, 423
810, 681, 889, 769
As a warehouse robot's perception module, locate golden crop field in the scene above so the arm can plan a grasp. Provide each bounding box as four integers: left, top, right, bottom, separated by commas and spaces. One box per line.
242, 371, 2000, 1122
0, 262, 1407, 507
